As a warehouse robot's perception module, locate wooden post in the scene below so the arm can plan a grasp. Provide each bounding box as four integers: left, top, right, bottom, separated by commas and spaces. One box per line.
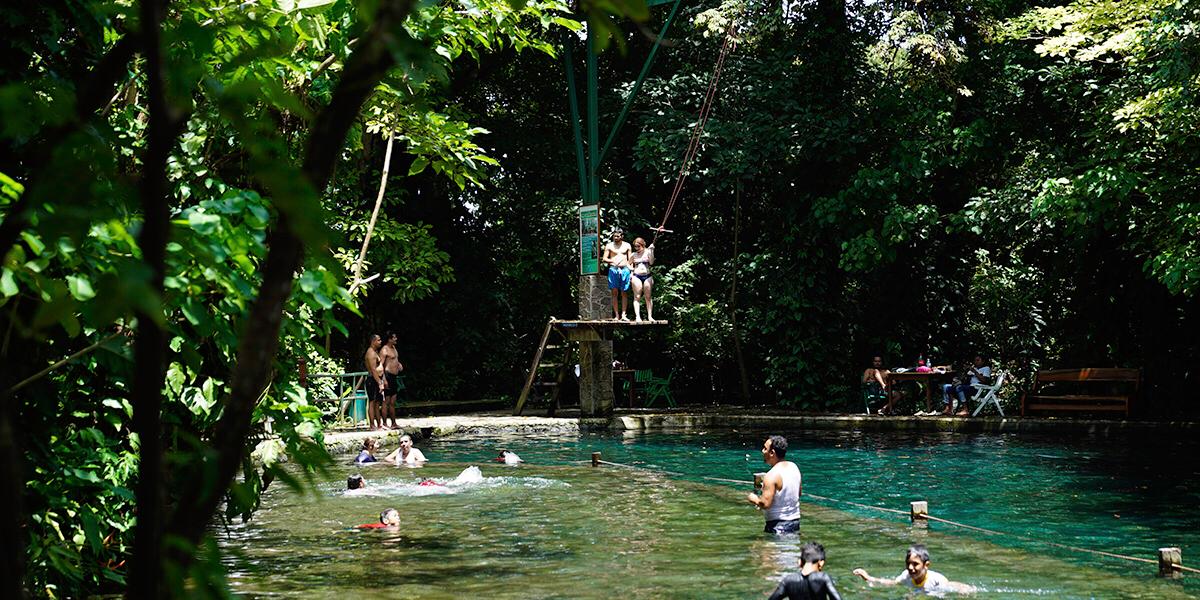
592, 451, 601, 467
298, 357, 308, 388
910, 501, 928, 525
753, 472, 765, 491
1158, 547, 1182, 578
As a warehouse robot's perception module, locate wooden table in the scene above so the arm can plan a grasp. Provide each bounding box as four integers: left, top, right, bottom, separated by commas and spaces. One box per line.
612, 369, 636, 408
886, 370, 953, 412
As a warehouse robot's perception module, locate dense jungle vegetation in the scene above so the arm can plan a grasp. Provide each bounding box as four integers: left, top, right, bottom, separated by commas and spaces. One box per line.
2, 0, 1198, 595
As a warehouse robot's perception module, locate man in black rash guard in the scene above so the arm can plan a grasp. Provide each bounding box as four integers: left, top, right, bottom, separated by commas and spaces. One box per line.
768, 542, 842, 600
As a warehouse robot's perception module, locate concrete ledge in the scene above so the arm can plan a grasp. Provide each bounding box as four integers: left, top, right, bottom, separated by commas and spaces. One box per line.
612, 413, 1199, 435
323, 416, 578, 454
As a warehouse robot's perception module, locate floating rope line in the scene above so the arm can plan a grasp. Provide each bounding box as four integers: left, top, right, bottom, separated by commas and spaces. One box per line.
588, 455, 1196, 574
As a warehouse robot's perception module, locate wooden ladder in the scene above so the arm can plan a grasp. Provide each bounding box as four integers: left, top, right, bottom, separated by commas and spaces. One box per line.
514, 320, 574, 416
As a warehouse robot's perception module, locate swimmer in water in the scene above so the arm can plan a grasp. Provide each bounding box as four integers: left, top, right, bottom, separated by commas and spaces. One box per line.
354, 438, 378, 464
768, 541, 842, 600
417, 466, 484, 489
354, 508, 400, 530
853, 544, 975, 593
496, 450, 523, 465
385, 434, 427, 465
347, 474, 366, 490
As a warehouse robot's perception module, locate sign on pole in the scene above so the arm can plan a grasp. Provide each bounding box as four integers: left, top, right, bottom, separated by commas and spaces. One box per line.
579, 204, 600, 275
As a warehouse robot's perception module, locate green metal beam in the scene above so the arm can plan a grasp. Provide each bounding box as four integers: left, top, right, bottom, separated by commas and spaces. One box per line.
596, 0, 683, 168
563, 34, 588, 204
586, 32, 600, 204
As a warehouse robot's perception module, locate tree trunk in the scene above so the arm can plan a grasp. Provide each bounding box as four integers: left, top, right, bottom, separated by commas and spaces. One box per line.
161, 0, 420, 577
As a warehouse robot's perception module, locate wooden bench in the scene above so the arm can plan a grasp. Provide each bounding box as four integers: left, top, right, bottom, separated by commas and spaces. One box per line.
1021, 368, 1140, 418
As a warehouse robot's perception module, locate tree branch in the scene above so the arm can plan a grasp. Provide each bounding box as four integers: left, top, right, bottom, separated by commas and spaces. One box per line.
350, 133, 395, 294
162, 0, 419, 570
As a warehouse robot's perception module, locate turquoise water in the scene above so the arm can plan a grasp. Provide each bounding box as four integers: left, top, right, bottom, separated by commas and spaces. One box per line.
219, 429, 1200, 598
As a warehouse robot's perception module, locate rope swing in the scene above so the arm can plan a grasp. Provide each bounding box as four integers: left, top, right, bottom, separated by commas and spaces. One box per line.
653, 12, 741, 244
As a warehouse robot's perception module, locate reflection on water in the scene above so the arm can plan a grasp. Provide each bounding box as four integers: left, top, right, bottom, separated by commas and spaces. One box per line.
219, 430, 1200, 598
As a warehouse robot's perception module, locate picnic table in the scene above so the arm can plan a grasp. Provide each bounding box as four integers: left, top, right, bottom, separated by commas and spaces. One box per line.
886, 370, 954, 412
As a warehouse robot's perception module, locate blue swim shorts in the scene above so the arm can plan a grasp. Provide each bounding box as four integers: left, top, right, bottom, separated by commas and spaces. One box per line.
607, 266, 631, 291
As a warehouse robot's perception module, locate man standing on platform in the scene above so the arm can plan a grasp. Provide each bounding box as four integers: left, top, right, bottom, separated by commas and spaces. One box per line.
381, 332, 404, 429
364, 334, 386, 431
746, 435, 802, 534
603, 229, 633, 320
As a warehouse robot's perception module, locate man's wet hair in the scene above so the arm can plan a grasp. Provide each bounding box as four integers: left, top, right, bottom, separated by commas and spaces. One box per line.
347, 474, 365, 490
386, 331, 398, 342
768, 435, 788, 459
380, 508, 399, 524
801, 542, 826, 565
906, 544, 931, 564
367, 333, 380, 345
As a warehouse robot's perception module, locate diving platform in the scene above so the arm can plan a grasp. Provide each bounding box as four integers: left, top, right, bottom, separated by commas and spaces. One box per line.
550, 318, 667, 341
514, 317, 669, 415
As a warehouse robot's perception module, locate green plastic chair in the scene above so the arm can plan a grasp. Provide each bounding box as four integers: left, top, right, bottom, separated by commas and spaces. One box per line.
644, 370, 675, 408
862, 383, 888, 414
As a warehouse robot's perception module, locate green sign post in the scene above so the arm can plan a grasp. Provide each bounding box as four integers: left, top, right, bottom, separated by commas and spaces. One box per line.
579, 204, 600, 275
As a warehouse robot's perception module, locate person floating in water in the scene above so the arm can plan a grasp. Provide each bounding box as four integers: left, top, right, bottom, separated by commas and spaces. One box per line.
603, 229, 633, 320
385, 434, 427, 465
746, 435, 802, 534
495, 450, 523, 465
354, 438, 378, 464
354, 508, 400, 530
416, 466, 484, 490
767, 541, 842, 600
347, 474, 366, 490
853, 544, 975, 593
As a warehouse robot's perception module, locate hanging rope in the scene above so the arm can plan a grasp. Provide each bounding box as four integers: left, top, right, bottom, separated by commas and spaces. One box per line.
653, 13, 741, 244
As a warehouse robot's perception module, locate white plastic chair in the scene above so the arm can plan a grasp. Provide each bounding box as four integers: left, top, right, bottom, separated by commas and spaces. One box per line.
970, 371, 1007, 417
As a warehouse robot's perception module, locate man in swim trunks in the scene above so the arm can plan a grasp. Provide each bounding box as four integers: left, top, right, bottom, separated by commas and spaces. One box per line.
364, 334, 386, 430
354, 508, 400, 529
603, 230, 633, 320
746, 435, 802, 534
380, 332, 404, 429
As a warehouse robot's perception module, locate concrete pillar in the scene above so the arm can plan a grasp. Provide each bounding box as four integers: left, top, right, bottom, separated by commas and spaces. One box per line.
910, 500, 928, 527
578, 275, 615, 417
1159, 547, 1182, 578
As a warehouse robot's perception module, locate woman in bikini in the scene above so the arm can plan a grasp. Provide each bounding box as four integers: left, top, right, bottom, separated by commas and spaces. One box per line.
630, 237, 656, 322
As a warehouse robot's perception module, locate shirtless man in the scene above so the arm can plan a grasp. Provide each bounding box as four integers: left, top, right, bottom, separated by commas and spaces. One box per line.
364, 334, 386, 431
385, 434, 428, 465
380, 332, 404, 429
603, 230, 633, 320
746, 435, 802, 534
862, 356, 892, 415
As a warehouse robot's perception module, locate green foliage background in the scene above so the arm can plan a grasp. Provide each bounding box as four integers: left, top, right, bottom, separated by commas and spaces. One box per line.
2, 0, 1199, 595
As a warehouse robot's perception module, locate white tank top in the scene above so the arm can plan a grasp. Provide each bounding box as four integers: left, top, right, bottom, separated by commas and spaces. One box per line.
764, 461, 801, 522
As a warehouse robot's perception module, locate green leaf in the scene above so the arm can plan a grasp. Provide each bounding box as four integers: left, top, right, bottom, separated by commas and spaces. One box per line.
66, 275, 96, 301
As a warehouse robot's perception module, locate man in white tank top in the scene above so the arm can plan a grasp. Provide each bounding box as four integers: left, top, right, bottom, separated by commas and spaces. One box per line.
746, 435, 802, 534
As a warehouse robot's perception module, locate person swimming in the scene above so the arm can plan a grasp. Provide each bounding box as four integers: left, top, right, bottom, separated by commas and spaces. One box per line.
347, 474, 366, 490
853, 544, 975, 593
768, 542, 842, 600
354, 438, 378, 464
416, 466, 484, 489
495, 450, 523, 465
354, 508, 400, 530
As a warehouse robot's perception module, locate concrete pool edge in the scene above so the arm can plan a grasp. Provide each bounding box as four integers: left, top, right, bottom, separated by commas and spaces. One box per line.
605, 413, 1200, 435
310, 412, 1197, 458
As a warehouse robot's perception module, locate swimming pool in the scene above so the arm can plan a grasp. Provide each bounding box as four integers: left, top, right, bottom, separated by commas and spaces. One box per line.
218, 429, 1200, 598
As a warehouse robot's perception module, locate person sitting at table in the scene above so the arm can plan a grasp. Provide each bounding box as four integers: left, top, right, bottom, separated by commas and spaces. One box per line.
862, 356, 892, 415
941, 354, 992, 416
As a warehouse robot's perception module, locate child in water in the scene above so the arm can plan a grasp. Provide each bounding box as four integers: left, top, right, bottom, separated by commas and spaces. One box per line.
853, 544, 974, 593
768, 541, 841, 600
354, 508, 399, 530
354, 438, 378, 464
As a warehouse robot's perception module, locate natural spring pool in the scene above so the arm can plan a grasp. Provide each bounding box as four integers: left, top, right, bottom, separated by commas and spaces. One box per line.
218, 429, 1200, 598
